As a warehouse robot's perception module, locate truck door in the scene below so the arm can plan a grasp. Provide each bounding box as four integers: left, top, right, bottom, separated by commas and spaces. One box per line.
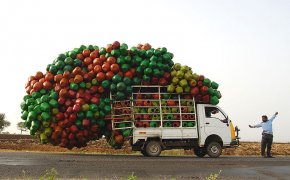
203, 106, 231, 145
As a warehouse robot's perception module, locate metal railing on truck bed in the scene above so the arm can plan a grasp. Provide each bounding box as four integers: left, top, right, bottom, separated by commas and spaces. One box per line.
109, 85, 197, 132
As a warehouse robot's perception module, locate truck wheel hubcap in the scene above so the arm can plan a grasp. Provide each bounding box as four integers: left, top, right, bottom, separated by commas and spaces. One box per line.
149, 144, 159, 153
211, 146, 219, 154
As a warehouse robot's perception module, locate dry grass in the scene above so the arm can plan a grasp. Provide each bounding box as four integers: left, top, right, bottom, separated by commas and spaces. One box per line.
0, 135, 289, 156
223, 141, 290, 156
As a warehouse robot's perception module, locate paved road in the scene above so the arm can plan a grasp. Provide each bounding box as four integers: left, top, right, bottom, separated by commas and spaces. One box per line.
0, 152, 290, 179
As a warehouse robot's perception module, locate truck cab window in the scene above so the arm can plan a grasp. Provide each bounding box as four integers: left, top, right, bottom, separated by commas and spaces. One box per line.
205, 107, 227, 123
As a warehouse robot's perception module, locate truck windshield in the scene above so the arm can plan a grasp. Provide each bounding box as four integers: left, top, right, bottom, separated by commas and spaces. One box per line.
205, 107, 227, 123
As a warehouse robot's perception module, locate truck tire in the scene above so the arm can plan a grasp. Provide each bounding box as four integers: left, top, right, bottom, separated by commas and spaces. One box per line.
145, 141, 162, 157
206, 142, 222, 158
193, 148, 206, 158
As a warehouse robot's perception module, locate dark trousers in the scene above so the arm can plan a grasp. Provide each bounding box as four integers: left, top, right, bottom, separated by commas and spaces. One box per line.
261, 133, 273, 156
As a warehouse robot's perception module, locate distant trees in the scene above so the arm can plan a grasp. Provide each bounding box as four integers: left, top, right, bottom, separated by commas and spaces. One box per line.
17, 122, 28, 134
0, 113, 10, 133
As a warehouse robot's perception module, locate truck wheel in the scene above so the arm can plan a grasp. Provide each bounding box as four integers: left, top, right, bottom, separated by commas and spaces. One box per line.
145, 141, 162, 157
193, 148, 206, 158
206, 142, 222, 158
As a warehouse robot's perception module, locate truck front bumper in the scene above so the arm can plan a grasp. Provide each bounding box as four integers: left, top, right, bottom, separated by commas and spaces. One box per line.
231, 126, 240, 147
230, 139, 239, 146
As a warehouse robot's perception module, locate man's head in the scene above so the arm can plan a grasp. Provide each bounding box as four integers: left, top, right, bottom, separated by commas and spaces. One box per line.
262, 115, 268, 122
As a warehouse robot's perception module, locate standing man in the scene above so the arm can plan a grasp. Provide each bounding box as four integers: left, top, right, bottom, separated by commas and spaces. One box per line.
249, 112, 278, 158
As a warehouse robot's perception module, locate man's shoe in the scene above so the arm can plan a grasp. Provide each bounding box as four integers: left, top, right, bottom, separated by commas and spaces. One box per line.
262, 155, 267, 158
267, 155, 275, 158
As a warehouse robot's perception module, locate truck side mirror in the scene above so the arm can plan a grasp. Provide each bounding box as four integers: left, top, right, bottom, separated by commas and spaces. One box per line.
222, 116, 228, 123
224, 117, 229, 126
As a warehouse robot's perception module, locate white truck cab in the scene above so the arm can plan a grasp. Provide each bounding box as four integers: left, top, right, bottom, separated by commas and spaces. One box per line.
198, 104, 232, 147
111, 86, 239, 158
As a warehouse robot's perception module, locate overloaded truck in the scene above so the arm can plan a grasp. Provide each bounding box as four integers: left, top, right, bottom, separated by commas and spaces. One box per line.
21, 42, 240, 157
110, 85, 240, 158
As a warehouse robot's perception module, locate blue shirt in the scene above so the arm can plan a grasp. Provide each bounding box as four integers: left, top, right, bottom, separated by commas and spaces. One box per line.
253, 115, 277, 135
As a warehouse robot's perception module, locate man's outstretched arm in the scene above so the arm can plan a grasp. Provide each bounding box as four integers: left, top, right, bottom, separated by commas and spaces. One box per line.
269, 112, 278, 122
249, 123, 262, 128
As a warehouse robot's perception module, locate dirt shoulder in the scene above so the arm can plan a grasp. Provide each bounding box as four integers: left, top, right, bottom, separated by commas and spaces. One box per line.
0, 134, 289, 156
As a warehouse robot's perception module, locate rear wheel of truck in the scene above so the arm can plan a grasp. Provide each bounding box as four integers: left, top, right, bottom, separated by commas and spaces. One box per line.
193, 148, 206, 158
145, 141, 162, 157
206, 142, 222, 158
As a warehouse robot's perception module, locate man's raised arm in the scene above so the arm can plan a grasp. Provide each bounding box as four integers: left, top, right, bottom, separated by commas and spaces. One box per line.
269, 112, 278, 122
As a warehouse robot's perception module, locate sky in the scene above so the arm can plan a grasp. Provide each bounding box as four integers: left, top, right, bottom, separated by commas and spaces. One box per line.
0, 0, 289, 142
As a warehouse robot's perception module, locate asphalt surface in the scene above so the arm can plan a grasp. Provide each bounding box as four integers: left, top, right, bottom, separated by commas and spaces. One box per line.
0, 152, 290, 179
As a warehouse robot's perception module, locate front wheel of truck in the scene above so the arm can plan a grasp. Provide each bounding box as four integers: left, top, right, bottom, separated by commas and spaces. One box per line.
145, 141, 162, 157
206, 142, 222, 158
193, 148, 207, 158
